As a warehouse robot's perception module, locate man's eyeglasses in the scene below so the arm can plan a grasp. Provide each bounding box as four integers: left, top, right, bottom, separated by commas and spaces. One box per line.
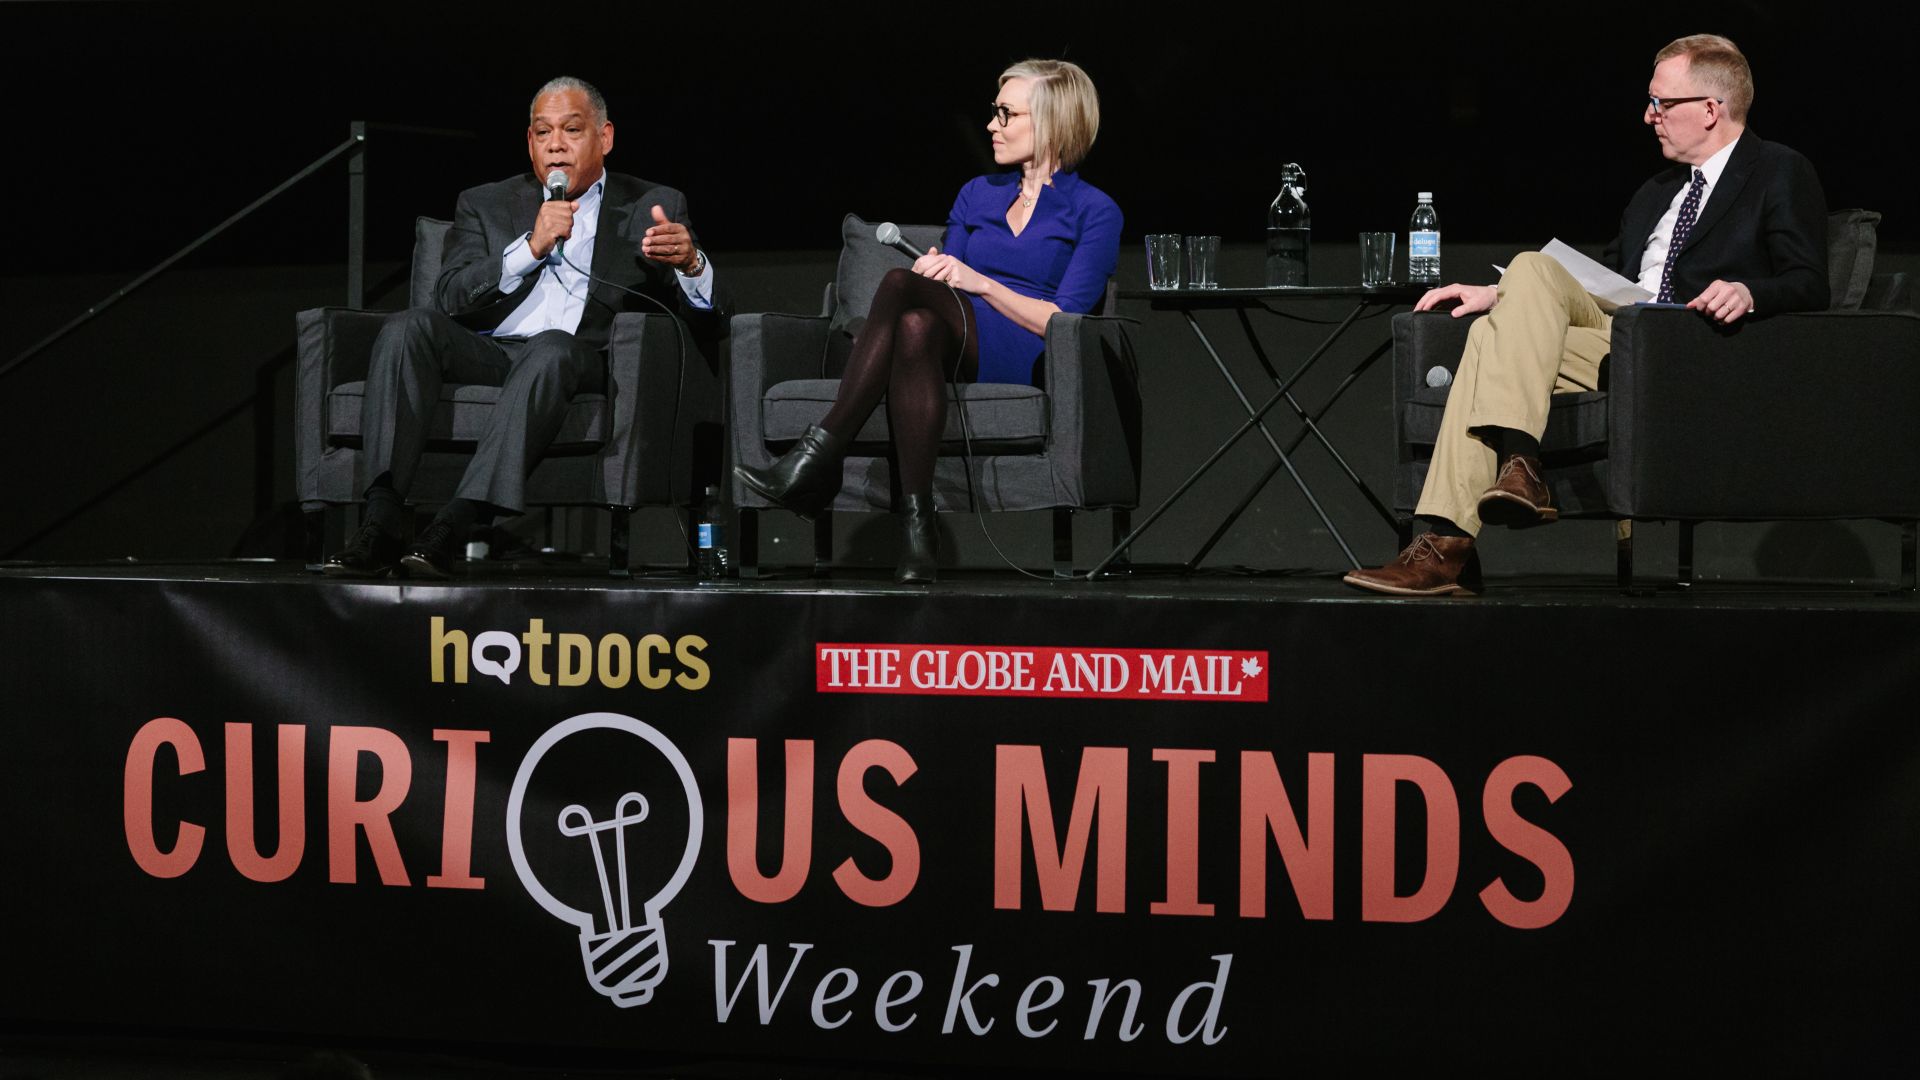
1646, 94, 1722, 116
989, 103, 1030, 127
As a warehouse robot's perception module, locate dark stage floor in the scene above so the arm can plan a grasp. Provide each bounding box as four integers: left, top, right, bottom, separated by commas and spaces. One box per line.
4, 556, 1914, 612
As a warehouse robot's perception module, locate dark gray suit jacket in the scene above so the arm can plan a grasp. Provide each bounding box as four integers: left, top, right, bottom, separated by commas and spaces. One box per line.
1604, 133, 1829, 316
434, 171, 730, 350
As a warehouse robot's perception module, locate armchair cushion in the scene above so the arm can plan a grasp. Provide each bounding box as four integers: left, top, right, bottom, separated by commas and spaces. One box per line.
761, 380, 1049, 451
825, 214, 946, 343
410, 217, 451, 310
1862, 271, 1912, 313
325, 382, 609, 454
1826, 209, 1880, 311
1400, 388, 1610, 454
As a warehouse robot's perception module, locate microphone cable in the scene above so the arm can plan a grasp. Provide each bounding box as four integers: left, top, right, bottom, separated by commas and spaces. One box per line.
556, 247, 702, 569
937, 277, 1056, 583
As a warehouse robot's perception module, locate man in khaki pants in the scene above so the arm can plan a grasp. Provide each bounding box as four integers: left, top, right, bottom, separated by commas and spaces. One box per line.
1345, 33, 1830, 596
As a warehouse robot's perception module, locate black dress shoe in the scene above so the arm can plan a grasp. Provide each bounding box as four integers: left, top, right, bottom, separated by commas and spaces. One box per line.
322, 521, 403, 578
894, 493, 939, 584
732, 423, 849, 517
400, 519, 458, 580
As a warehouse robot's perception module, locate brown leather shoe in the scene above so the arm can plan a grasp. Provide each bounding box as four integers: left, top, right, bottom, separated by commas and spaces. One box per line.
1477, 454, 1558, 528
1342, 534, 1482, 597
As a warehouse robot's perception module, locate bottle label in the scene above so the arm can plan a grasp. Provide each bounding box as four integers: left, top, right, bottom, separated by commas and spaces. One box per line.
1410, 231, 1440, 258
697, 523, 714, 550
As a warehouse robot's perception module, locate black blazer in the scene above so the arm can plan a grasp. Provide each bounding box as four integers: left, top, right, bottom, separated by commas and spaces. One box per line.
1603, 133, 1829, 316
433, 171, 731, 349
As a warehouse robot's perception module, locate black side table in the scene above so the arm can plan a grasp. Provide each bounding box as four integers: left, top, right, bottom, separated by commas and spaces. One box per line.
1091, 284, 1424, 577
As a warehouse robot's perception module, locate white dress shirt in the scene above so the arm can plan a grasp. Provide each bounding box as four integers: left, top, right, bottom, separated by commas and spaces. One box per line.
1634, 136, 1741, 295
491, 174, 714, 338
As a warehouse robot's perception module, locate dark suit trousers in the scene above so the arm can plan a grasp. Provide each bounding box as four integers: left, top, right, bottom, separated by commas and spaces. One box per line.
359, 308, 606, 515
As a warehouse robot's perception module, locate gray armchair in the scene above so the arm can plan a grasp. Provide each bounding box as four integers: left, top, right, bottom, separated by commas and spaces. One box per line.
727, 215, 1142, 577
295, 217, 719, 576
1392, 209, 1920, 590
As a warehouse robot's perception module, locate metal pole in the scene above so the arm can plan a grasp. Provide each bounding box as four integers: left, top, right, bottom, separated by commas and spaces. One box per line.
0, 134, 363, 383
347, 121, 366, 309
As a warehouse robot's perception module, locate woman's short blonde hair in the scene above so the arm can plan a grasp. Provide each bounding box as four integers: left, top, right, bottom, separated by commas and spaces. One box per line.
999, 59, 1100, 171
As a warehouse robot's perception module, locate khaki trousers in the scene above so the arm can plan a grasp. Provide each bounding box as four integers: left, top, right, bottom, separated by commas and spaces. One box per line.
1414, 251, 1612, 535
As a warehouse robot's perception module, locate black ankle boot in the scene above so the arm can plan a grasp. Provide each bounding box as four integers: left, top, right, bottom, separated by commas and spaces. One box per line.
732, 424, 849, 517
895, 493, 938, 584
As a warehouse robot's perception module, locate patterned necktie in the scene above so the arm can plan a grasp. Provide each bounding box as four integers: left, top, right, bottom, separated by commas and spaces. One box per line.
1656, 169, 1707, 303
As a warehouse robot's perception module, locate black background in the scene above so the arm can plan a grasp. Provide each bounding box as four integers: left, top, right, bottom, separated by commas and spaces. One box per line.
14, 3, 1917, 274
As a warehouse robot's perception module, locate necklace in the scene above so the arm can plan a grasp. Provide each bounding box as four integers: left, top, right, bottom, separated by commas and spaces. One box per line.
1019, 170, 1049, 211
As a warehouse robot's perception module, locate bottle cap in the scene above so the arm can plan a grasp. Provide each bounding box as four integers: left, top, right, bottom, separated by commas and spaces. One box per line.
1417, 192, 1433, 200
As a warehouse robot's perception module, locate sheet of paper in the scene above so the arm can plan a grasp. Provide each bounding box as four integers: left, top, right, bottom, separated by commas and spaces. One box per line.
1492, 240, 1653, 312
1541, 239, 1653, 311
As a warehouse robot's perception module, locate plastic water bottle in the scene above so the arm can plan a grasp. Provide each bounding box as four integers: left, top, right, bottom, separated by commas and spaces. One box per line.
1409, 192, 1441, 285
1266, 163, 1310, 286
696, 484, 728, 581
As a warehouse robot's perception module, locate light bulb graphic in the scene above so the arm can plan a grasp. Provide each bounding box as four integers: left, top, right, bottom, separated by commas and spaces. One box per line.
507, 712, 704, 1008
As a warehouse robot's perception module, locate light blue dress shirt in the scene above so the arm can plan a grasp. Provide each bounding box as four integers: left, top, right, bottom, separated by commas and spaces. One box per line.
492, 175, 714, 338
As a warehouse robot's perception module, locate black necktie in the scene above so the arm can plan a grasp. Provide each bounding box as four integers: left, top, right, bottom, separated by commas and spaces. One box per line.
1657, 169, 1707, 304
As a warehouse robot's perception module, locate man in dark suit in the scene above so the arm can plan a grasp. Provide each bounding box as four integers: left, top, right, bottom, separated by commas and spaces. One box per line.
325, 76, 727, 578
1345, 34, 1828, 596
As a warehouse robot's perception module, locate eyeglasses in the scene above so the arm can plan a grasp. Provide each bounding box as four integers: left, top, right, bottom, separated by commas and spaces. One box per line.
989, 103, 1030, 127
1646, 94, 1722, 116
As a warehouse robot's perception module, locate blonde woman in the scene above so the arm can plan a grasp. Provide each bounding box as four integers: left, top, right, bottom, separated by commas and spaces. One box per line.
735, 58, 1122, 583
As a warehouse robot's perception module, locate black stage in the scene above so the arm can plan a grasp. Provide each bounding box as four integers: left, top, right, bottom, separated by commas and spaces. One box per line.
7, 555, 1918, 603
3, 560, 1916, 1077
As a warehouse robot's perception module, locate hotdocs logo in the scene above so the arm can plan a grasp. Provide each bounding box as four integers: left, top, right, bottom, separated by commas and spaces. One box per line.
507, 713, 704, 1008
430, 617, 710, 691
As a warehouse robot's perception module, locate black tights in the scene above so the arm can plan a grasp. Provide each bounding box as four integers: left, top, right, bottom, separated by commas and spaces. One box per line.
820, 268, 980, 497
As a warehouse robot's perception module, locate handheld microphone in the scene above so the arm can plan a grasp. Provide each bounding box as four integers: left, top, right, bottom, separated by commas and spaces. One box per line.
875, 221, 926, 260
545, 169, 569, 258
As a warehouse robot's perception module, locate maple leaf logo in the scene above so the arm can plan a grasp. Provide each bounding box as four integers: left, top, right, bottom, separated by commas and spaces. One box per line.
1240, 657, 1263, 678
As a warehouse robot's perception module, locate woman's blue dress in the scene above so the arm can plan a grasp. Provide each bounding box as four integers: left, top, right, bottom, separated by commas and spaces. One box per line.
940, 170, 1123, 385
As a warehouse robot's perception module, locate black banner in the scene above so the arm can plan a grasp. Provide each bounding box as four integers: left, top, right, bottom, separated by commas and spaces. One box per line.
2, 574, 1916, 1072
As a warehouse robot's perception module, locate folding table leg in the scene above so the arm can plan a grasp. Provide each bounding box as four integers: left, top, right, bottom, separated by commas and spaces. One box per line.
1179, 311, 1360, 568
